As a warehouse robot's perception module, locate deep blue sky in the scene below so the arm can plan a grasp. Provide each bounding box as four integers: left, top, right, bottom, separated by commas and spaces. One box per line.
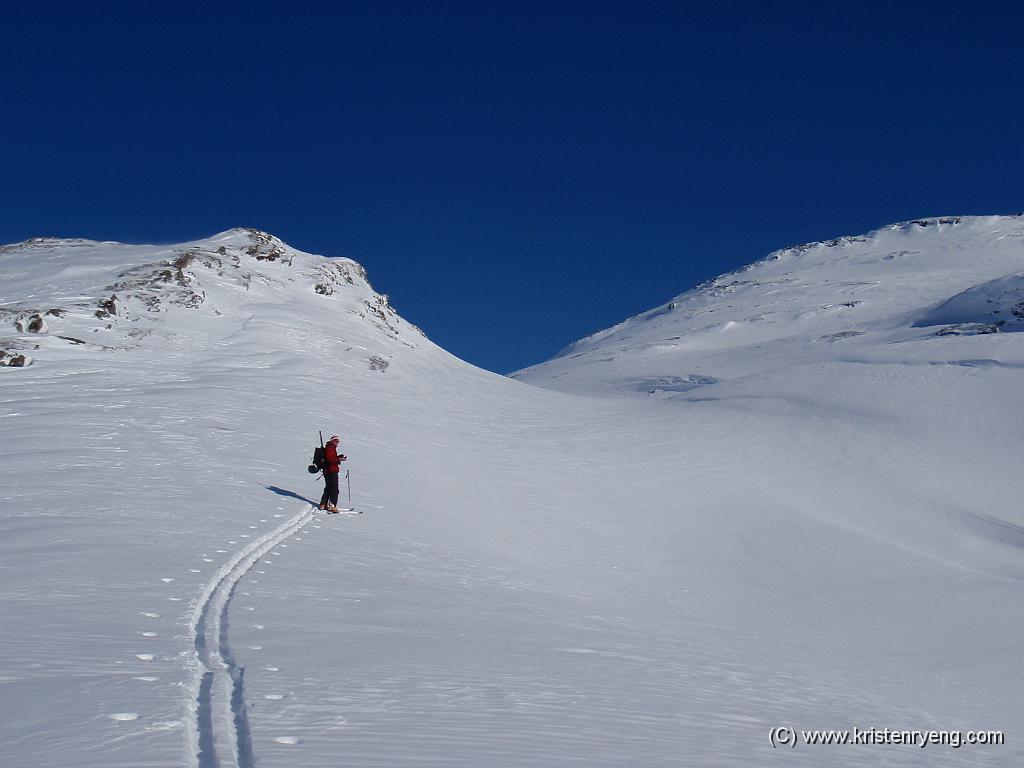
2, 2, 1022, 373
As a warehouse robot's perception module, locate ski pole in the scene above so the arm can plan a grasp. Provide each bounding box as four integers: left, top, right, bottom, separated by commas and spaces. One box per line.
346, 470, 351, 505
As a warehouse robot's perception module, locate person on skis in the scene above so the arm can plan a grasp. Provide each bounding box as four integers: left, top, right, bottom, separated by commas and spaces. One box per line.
319, 435, 347, 512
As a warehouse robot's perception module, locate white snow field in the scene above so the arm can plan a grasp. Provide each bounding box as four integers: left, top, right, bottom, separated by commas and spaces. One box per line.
1, 218, 1022, 767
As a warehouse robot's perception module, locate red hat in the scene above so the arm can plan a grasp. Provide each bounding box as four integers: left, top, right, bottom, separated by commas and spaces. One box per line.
329, 435, 340, 443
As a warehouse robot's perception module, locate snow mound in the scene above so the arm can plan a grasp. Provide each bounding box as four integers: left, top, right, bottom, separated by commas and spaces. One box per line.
914, 272, 1024, 334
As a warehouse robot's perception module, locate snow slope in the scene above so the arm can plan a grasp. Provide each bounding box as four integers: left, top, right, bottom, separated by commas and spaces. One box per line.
514, 215, 1024, 393
2, 219, 1023, 767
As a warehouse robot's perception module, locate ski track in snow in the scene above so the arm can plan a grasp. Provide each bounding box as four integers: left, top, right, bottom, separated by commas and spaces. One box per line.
187, 506, 313, 768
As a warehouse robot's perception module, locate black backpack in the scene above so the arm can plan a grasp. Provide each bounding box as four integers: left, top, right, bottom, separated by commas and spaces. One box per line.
308, 432, 327, 474
308, 445, 326, 473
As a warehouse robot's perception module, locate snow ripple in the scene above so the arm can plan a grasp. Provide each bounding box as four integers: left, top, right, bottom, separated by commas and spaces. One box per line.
187, 507, 312, 768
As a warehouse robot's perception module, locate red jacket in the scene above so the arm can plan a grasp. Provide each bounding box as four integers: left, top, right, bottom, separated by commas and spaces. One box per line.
324, 442, 344, 474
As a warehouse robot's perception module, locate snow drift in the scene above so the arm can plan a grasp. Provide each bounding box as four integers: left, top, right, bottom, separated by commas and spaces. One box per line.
915, 271, 1024, 335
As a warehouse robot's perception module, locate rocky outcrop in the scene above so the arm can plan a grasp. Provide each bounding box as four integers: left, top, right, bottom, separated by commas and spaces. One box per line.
15, 313, 48, 333
0, 350, 31, 367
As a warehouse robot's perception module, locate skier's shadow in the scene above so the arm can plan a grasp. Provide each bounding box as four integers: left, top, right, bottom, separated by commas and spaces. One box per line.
265, 485, 319, 506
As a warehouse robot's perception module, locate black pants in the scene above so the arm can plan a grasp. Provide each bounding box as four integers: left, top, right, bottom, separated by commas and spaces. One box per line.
320, 472, 339, 507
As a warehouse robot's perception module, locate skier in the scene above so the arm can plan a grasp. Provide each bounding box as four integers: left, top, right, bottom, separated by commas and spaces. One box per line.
319, 435, 347, 512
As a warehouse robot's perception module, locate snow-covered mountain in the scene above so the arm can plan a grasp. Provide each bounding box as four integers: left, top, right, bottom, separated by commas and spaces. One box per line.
2, 220, 1022, 768
513, 215, 1024, 394
0, 228, 421, 369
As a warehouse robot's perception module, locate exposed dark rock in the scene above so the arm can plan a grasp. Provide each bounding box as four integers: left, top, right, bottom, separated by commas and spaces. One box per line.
368, 355, 390, 372
363, 295, 399, 335
313, 263, 361, 296
96, 295, 119, 318
183, 291, 205, 309
108, 250, 217, 311
908, 217, 962, 228
241, 229, 292, 263
821, 330, 865, 341
0, 351, 30, 367
171, 251, 195, 280
15, 313, 46, 332
936, 323, 999, 336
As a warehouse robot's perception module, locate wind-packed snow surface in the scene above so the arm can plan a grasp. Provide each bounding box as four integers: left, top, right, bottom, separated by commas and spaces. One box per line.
2, 218, 1023, 767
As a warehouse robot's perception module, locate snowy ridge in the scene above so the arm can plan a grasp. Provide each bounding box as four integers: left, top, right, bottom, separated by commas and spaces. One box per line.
514, 214, 1024, 396
543, 217, 982, 362
0, 227, 424, 369
188, 505, 314, 768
